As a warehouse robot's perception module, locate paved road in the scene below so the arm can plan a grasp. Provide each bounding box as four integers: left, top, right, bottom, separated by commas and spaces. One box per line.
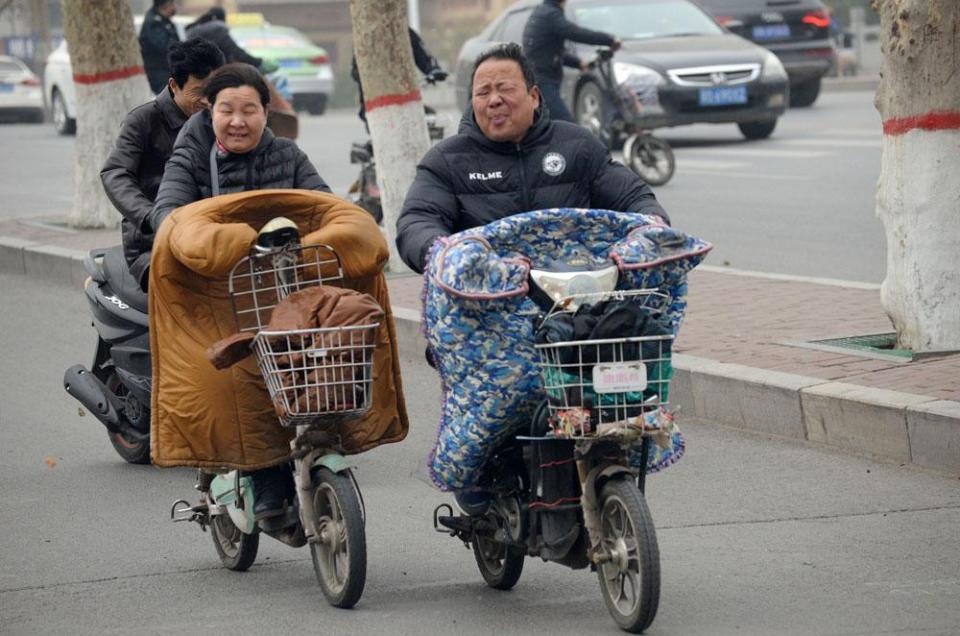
1, 91, 884, 282
1, 272, 958, 635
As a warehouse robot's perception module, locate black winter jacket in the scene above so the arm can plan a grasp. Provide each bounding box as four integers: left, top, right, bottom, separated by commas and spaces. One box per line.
139, 7, 181, 93
396, 109, 668, 272
522, 0, 615, 84
151, 110, 330, 229
100, 87, 187, 285
186, 19, 262, 68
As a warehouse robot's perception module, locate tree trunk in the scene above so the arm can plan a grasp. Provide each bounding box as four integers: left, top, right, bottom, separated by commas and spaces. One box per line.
62, 0, 151, 228
350, 0, 430, 273
874, 0, 960, 352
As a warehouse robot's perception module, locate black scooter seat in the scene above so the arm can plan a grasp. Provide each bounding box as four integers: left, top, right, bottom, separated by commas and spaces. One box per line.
102, 246, 149, 314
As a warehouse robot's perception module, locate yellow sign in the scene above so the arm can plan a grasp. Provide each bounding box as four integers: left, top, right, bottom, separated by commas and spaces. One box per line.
226, 12, 266, 27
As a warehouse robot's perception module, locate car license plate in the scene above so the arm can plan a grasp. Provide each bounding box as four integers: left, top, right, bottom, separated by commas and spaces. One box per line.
752, 24, 790, 40
277, 59, 303, 68
0, 83, 14, 93
698, 85, 748, 107
593, 362, 647, 394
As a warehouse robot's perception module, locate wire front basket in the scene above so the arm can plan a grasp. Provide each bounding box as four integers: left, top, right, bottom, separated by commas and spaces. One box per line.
534, 289, 673, 439
228, 244, 343, 333
253, 324, 379, 427
227, 243, 378, 428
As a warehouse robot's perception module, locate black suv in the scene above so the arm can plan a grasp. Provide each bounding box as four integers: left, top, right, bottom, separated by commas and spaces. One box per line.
695, 0, 835, 106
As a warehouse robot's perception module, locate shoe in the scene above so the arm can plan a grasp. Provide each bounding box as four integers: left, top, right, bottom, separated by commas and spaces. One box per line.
453, 489, 492, 516
251, 465, 293, 520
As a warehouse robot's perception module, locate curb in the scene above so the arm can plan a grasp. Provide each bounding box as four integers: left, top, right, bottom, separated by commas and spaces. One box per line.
5, 235, 957, 476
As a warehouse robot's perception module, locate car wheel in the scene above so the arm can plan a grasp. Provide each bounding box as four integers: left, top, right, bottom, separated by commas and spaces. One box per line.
789, 77, 821, 108
306, 95, 327, 116
51, 88, 76, 135
738, 119, 777, 140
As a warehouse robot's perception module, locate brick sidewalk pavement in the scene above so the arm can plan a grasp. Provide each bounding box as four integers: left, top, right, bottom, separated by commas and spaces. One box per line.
385, 269, 960, 402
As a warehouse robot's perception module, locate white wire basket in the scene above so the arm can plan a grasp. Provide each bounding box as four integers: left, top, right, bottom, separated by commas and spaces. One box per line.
228, 244, 344, 333
253, 324, 379, 427
534, 289, 673, 439
228, 243, 379, 427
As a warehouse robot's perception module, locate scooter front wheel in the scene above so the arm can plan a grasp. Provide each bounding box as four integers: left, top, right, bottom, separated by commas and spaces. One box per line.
597, 476, 660, 633
310, 468, 366, 608
210, 512, 259, 571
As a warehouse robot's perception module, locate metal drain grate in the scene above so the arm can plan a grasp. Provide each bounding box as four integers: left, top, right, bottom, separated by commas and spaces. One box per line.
787, 332, 913, 361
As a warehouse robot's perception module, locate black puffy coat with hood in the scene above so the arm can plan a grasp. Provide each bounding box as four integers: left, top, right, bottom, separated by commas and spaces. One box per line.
396, 109, 668, 272
151, 109, 329, 229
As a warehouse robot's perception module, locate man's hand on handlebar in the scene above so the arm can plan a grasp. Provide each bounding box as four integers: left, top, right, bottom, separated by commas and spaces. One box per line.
425, 68, 448, 84
611, 38, 622, 52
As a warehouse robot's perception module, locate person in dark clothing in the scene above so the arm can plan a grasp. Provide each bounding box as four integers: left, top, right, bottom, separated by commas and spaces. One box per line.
101, 39, 226, 288
350, 27, 446, 125
396, 43, 667, 273
521, 0, 620, 122
139, 0, 182, 94
149, 63, 330, 522
185, 7, 263, 69
150, 63, 329, 229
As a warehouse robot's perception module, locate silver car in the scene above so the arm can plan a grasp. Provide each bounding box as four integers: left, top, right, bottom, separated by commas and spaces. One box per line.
0, 55, 44, 123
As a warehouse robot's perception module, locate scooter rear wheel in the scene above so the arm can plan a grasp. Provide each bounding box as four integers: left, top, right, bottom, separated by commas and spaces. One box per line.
626, 134, 675, 187
597, 476, 660, 633
310, 468, 367, 608
210, 513, 259, 571
473, 535, 525, 590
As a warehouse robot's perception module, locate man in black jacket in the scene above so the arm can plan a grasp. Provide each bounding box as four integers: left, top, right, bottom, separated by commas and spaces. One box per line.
396, 43, 667, 273
186, 8, 263, 69
522, 0, 620, 122
100, 39, 225, 287
139, 0, 182, 94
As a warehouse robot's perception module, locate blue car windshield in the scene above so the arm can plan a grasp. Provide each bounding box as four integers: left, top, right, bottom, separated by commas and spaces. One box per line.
571, 0, 724, 40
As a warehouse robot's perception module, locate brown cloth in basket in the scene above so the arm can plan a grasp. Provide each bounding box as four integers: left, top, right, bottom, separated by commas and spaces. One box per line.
206, 286, 383, 370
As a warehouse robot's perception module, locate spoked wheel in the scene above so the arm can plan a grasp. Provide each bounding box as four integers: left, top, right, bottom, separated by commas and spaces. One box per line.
310, 468, 366, 608
597, 476, 660, 633
210, 512, 260, 571
104, 370, 150, 465
625, 134, 675, 186
472, 497, 525, 590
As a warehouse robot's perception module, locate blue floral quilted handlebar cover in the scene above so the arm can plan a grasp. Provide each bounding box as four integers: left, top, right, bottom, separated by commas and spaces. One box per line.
421, 208, 713, 490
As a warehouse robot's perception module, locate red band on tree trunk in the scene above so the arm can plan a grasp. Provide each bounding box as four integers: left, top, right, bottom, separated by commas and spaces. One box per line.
73, 65, 145, 85
883, 111, 960, 136
364, 89, 422, 113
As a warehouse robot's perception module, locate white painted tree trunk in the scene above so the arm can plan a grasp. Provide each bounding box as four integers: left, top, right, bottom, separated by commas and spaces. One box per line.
874, 0, 960, 352
350, 0, 430, 273
62, 0, 151, 228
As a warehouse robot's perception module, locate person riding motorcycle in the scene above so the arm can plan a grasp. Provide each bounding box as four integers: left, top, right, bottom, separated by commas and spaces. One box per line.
521, 0, 620, 123
396, 42, 668, 275
100, 39, 226, 290
396, 43, 669, 511
149, 62, 331, 521
350, 27, 447, 127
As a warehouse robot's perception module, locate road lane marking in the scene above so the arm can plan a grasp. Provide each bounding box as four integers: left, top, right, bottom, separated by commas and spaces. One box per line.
679, 169, 811, 181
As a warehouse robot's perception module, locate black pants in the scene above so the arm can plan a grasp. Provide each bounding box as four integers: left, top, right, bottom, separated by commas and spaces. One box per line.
539, 80, 575, 123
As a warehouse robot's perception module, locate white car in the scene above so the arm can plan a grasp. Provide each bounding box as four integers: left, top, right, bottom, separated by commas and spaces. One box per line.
44, 16, 191, 135
0, 55, 44, 123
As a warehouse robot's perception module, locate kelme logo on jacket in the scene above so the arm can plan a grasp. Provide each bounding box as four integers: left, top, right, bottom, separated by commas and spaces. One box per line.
542, 152, 566, 176
469, 171, 503, 181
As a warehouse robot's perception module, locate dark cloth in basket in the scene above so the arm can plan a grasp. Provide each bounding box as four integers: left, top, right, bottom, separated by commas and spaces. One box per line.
535, 298, 672, 415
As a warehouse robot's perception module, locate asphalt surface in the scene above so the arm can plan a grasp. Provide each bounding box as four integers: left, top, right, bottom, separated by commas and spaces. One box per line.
1, 272, 958, 635
0, 90, 884, 282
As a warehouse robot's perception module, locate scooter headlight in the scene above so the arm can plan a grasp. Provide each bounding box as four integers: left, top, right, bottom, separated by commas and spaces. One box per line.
530, 265, 620, 307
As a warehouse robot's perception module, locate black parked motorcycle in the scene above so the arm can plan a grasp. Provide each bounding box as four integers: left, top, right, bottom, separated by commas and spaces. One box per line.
63, 247, 152, 463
